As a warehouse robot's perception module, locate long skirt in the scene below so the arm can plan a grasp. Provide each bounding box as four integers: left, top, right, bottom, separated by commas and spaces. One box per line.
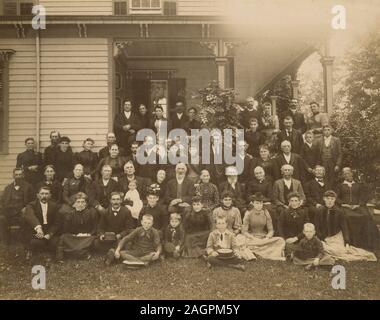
322, 232, 377, 262
182, 230, 209, 258
58, 234, 95, 257
342, 207, 380, 249
236, 234, 286, 261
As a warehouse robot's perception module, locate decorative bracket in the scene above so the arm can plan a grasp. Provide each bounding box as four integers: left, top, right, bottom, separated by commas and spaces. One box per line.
14, 23, 25, 38
199, 41, 218, 56
223, 41, 248, 56
201, 24, 211, 38
0, 49, 16, 62
139, 24, 149, 38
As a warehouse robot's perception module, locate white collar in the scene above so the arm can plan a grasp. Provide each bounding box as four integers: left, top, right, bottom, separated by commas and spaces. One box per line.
343, 180, 355, 187
124, 111, 131, 117
176, 175, 185, 184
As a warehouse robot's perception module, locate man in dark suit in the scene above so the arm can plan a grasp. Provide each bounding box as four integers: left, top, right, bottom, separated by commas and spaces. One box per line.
0, 168, 34, 246
304, 165, 331, 222
44, 130, 61, 166
114, 100, 142, 153
274, 140, 313, 183
16, 137, 43, 185
300, 130, 319, 182
95, 192, 135, 257
239, 97, 260, 129
125, 141, 141, 176
170, 102, 189, 131
184, 107, 201, 134
22, 186, 61, 261
92, 164, 121, 215
280, 99, 306, 133
98, 132, 126, 160
277, 116, 304, 155
313, 124, 342, 187
165, 163, 195, 211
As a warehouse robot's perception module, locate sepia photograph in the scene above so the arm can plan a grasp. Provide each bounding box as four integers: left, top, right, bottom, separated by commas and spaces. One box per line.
0, 0, 380, 303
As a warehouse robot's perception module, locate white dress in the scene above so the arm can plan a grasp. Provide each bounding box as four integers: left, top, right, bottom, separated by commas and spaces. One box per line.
124, 189, 143, 220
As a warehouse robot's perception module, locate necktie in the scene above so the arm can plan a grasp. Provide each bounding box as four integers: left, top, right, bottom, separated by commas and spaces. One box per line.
220, 233, 223, 242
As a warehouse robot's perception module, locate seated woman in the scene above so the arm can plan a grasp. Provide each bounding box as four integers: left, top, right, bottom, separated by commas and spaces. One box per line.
56, 192, 98, 261
278, 192, 310, 258
182, 196, 211, 258
35, 165, 62, 204
195, 170, 219, 212
96, 144, 126, 181
75, 138, 99, 180
59, 164, 94, 216
211, 191, 242, 235
151, 170, 167, 203
250, 144, 276, 182
236, 192, 285, 261
246, 166, 277, 232
336, 167, 380, 249
314, 190, 377, 262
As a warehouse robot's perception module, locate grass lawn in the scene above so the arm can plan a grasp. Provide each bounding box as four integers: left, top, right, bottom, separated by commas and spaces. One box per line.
0, 245, 379, 300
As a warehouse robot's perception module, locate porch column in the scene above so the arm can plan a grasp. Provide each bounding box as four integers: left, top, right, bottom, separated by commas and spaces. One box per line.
291, 79, 300, 100
215, 57, 228, 89
320, 56, 334, 115
270, 95, 278, 116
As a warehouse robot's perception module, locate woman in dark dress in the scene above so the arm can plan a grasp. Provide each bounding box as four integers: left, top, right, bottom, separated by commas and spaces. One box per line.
35, 165, 62, 204
96, 144, 126, 181
182, 196, 211, 258
56, 192, 98, 261
53, 136, 75, 183
250, 144, 276, 182
16, 137, 43, 185
75, 138, 99, 180
138, 103, 150, 129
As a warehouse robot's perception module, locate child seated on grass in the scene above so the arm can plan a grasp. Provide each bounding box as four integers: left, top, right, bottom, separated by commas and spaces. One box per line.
163, 212, 185, 259
292, 223, 335, 270
205, 217, 245, 271
106, 214, 161, 268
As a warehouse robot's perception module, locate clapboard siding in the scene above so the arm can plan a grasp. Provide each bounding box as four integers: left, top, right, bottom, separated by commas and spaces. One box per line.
177, 0, 226, 15
0, 38, 111, 191
39, 38, 110, 157
40, 0, 113, 15
0, 39, 36, 189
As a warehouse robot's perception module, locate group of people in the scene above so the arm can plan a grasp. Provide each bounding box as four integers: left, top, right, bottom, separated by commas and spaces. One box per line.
0, 97, 379, 272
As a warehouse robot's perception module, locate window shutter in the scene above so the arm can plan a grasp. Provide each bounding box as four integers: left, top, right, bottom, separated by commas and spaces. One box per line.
163, 1, 176, 15
4, 0, 18, 15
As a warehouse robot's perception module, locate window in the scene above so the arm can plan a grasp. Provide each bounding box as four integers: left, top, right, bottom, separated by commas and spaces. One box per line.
2, 0, 34, 15
0, 51, 14, 154
129, 0, 162, 14
163, 1, 176, 15
114, 1, 127, 15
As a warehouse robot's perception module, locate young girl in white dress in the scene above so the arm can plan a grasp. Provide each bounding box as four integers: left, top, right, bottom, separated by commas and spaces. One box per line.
124, 179, 143, 221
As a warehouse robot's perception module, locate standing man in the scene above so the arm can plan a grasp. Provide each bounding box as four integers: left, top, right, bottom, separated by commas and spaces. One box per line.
170, 102, 189, 131
280, 99, 306, 133
185, 107, 201, 134
240, 97, 260, 129
16, 137, 43, 185
114, 100, 141, 154
305, 102, 329, 138
0, 168, 34, 245
276, 116, 304, 155
44, 130, 61, 166
98, 132, 125, 160
314, 125, 342, 187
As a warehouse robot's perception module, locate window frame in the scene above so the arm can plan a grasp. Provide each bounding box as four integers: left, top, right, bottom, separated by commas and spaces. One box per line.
1, 0, 35, 16
129, 0, 163, 15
